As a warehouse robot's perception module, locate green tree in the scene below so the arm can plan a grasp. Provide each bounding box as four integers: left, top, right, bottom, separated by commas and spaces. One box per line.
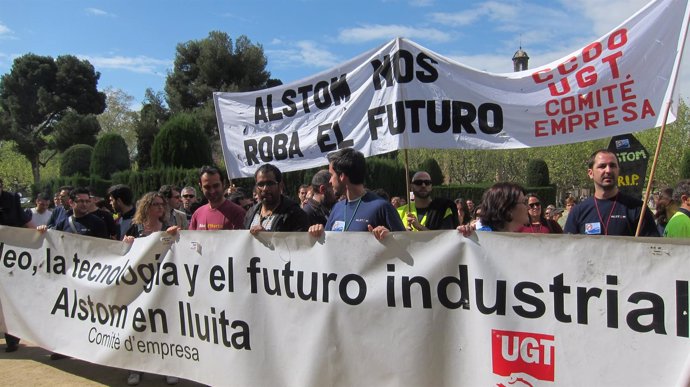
526, 159, 550, 187
135, 89, 169, 170
60, 144, 93, 177
150, 113, 213, 168
165, 32, 272, 137
90, 133, 131, 179
418, 158, 444, 185
636, 100, 690, 187
98, 87, 139, 160
0, 140, 34, 194
51, 111, 100, 151
681, 148, 690, 179
0, 54, 106, 183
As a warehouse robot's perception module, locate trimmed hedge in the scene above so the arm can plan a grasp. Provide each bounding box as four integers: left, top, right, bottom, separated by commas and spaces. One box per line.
150, 113, 213, 169
526, 159, 550, 187
91, 133, 131, 179
60, 144, 93, 177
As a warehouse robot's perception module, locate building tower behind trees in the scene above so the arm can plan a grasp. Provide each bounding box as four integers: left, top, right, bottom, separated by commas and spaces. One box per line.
512, 46, 529, 72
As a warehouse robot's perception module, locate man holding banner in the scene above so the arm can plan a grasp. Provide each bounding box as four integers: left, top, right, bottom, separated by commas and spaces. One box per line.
564, 149, 658, 236
308, 148, 404, 240
397, 171, 458, 231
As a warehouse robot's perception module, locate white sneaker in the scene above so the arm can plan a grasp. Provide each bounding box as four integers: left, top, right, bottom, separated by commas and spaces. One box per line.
166, 376, 179, 385
127, 372, 141, 386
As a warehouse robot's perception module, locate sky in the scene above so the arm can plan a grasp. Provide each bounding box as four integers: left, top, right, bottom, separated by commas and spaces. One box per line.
0, 0, 688, 110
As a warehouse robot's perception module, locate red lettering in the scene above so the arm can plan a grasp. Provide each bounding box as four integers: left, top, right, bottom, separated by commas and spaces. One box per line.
620, 78, 635, 100
576, 66, 598, 87
582, 42, 603, 62
561, 96, 576, 115
604, 106, 619, 126
534, 120, 548, 137
585, 111, 600, 129
568, 114, 583, 131
545, 100, 560, 116
640, 99, 656, 119
608, 28, 628, 49
557, 57, 578, 75
548, 78, 571, 96
601, 51, 624, 79
532, 69, 552, 83
622, 102, 638, 122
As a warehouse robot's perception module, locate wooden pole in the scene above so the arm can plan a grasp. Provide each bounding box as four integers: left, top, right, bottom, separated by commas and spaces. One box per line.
635, 100, 674, 236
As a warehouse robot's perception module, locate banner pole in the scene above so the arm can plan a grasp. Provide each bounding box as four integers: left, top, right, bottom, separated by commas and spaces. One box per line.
404, 149, 411, 209
635, 100, 673, 237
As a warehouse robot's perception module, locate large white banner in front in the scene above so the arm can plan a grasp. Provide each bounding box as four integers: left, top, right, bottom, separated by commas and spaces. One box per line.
214, 0, 689, 178
1, 226, 689, 386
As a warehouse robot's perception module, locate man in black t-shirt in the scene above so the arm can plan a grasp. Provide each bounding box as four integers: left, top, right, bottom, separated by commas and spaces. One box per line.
38, 187, 109, 239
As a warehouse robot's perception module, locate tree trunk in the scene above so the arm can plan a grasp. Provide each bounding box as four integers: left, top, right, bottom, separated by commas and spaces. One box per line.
31, 155, 41, 185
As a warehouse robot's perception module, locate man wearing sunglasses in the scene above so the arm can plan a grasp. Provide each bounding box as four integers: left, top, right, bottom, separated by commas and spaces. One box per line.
180, 186, 198, 221
397, 171, 458, 231
244, 164, 310, 233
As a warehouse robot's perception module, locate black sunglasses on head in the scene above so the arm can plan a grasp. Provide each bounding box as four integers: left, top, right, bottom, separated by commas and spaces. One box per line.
412, 180, 432, 186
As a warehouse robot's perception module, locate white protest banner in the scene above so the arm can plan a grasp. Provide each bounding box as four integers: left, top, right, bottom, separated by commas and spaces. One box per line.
1, 226, 689, 386
214, 0, 689, 178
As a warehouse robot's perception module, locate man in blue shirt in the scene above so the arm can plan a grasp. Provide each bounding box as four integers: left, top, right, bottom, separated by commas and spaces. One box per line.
564, 149, 658, 236
308, 148, 405, 240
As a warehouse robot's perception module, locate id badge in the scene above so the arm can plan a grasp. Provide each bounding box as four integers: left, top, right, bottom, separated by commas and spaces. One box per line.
331, 220, 345, 232
585, 222, 602, 235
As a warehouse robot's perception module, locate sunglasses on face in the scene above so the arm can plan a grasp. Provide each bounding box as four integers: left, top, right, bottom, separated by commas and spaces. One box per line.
529, 202, 541, 208
256, 180, 278, 188
182, 194, 195, 199
412, 180, 432, 186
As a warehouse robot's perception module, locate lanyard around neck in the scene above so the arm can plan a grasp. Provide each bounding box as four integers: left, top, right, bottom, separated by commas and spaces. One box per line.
344, 198, 363, 231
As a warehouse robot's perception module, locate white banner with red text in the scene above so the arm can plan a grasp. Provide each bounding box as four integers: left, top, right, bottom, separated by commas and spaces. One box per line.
1, 226, 689, 386
214, 0, 689, 178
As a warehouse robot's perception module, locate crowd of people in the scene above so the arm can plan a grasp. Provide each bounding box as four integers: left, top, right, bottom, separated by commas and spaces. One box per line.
1, 147, 690, 383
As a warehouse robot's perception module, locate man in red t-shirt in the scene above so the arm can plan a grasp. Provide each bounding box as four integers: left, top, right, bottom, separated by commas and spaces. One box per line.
188, 166, 246, 230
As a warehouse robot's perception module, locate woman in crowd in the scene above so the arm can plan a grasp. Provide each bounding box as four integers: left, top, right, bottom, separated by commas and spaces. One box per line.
518, 193, 563, 234
454, 198, 472, 226
122, 192, 179, 386
654, 187, 677, 235
475, 182, 530, 232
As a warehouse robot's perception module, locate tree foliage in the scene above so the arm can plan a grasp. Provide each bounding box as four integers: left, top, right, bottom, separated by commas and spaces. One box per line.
150, 113, 212, 169
52, 111, 100, 152
98, 87, 139, 160
0, 141, 34, 194
60, 144, 93, 177
165, 32, 272, 137
526, 159, 550, 187
418, 158, 444, 185
135, 89, 169, 170
681, 148, 690, 179
90, 133, 131, 179
0, 54, 106, 183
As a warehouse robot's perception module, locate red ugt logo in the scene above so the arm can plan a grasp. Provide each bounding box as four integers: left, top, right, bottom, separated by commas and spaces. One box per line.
492, 329, 555, 383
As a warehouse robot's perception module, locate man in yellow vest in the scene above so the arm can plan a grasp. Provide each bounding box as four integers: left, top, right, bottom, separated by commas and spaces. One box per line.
397, 171, 458, 231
